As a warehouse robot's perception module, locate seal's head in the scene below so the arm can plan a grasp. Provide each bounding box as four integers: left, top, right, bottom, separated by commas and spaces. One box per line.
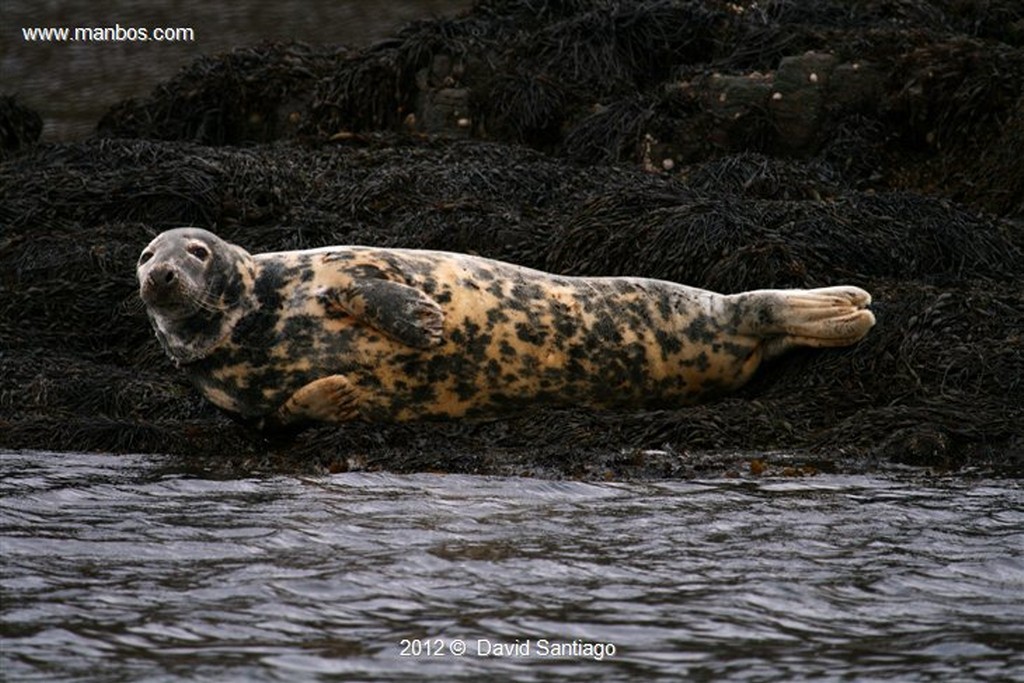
137, 228, 256, 365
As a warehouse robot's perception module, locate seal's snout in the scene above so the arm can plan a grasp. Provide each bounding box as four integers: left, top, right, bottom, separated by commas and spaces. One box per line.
147, 262, 177, 287
155, 266, 177, 286
141, 263, 181, 305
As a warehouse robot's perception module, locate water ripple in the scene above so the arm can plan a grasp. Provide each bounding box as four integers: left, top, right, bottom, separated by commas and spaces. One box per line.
2, 450, 1022, 681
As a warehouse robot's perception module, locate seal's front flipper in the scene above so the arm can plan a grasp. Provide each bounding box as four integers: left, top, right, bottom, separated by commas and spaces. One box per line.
318, 280, 445, 349
271, 374, 361, 426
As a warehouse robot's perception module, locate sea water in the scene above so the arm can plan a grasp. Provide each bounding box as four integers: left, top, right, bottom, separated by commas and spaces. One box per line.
2, 450, 1022, 681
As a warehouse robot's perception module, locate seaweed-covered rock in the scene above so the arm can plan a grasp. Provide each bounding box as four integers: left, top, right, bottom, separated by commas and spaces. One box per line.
97, 42, 347, 144
0, 95, 43, 157
97, 0, 1024, 216
2, 136, 1021, 477
3, 0, 1023, 477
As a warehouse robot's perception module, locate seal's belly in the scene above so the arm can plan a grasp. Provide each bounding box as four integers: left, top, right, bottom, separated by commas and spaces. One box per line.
191, 250, 761, 421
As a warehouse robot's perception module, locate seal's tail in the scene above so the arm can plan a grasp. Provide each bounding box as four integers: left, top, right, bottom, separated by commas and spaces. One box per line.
727, 286, 876, 359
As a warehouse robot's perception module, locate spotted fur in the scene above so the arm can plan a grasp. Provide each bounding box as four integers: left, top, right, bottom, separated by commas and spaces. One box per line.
138, 228, 875, 429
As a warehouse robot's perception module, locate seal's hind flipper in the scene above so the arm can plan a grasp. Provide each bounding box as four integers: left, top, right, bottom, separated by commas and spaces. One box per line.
729, 286, 875, 360
317, 281, 445, 349
272, 374, 361, 426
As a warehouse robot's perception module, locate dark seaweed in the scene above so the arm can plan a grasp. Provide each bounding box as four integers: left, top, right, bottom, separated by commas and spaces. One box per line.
2, 0, 1022, 478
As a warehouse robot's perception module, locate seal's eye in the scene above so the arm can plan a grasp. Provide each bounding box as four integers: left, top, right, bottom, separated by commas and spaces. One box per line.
139, 251, 153, 266
187, 244, 210, 261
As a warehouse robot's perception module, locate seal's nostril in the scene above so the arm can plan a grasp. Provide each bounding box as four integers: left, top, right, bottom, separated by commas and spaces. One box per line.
164, 270, 176, 285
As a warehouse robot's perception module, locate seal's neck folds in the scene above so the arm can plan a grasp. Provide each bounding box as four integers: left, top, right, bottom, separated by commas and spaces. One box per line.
149, 283, 255, 366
